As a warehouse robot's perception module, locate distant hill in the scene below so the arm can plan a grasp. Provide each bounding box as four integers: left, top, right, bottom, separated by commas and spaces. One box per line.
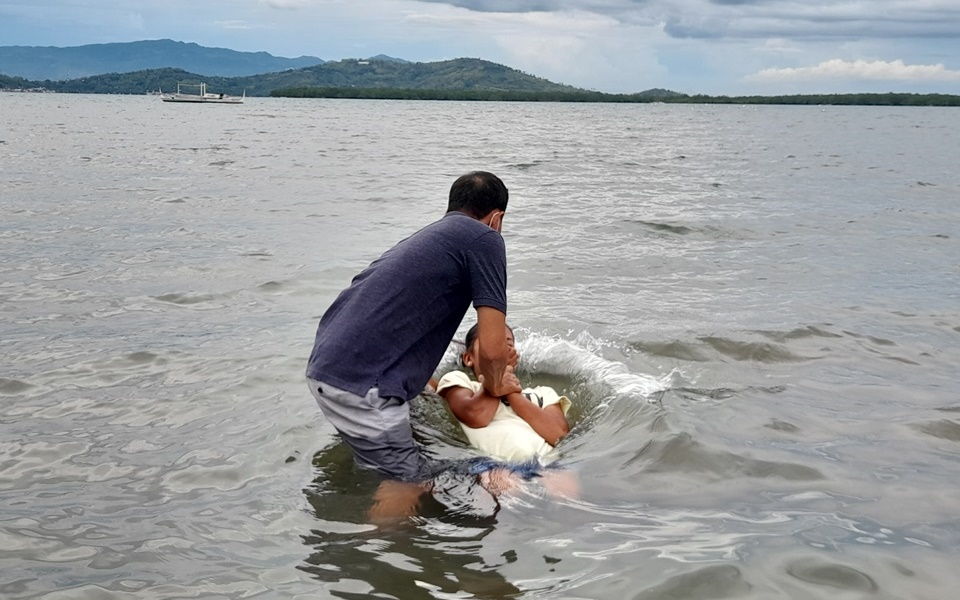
0, 73, 34, 89
366, 55, 409, 64
0, 47, 695, 101
28, 68, 232, 95
11, 57, 585, 96
633, 88, 684, 100
271, 87, 690, 103
0, 39, 324, 80
232, 58, 581, 94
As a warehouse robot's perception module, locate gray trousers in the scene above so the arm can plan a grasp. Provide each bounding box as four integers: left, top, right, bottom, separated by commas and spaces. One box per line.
307, 377, 424, 481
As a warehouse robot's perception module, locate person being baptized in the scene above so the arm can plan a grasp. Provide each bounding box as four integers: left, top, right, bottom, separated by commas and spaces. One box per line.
432, 323, 576, 497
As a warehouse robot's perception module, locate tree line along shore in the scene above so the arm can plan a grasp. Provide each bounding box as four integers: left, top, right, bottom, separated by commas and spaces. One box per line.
270, 87, 960, 106
2, 72, 958, 106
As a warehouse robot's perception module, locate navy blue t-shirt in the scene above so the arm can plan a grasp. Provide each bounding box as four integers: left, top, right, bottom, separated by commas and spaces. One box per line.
306, 211, 507, 402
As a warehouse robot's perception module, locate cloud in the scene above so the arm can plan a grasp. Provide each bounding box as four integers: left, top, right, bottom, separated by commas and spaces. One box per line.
403, 4, 665, 91
754, 38, 804, 54
260, 0, 314, 8
413, 0, 960, 40
404, 6, 618, 31
215, 20, 257, 30
415, 0, 563, 11
748, 58, 960, 82
412, 0, 616, 13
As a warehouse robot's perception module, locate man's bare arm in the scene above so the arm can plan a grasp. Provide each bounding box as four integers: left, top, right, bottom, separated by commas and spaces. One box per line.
474, 306, 515, 397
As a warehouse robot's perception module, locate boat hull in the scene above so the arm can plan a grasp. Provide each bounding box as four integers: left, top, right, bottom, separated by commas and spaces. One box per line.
160, 94, 243, 104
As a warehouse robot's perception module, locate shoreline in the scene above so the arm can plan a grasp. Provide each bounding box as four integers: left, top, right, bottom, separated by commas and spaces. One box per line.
3, 86, 958, 106
269, 87, 960, 106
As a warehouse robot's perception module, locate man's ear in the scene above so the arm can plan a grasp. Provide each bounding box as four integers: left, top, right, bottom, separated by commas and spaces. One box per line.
487, 210, 504, 233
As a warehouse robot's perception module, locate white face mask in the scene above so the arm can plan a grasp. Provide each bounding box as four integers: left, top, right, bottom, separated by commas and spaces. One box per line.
485, 210, 505, 233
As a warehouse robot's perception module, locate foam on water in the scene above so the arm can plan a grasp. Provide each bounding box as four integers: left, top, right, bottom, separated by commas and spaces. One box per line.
516, 330, 676, 404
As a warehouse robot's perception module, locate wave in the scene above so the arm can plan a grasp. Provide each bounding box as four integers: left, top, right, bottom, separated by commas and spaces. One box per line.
631, 324, 925, 366
911, 419, 960, 442
699, 336, 814, 363
634, 432, 824, 481
629, 220, 696, 235
631, 336, 816, 364
516, 330, 674, 405
152, 292, 221, 305
0, 378, 34, 395
623, 220, 749, 240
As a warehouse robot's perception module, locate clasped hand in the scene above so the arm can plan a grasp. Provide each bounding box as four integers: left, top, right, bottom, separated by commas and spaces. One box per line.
476, 362, 521, 400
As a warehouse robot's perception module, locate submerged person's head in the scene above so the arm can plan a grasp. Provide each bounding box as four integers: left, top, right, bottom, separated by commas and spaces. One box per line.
460, 323, 517, 375
448, 172, 509, 229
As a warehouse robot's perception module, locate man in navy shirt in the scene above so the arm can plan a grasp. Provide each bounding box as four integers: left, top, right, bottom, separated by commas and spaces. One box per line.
306, 171, 517, 516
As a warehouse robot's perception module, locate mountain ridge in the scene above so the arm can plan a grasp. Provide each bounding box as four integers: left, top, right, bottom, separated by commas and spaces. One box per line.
0, 39, 324, 80
0, 39, 590, 94
1, 57, 591, 96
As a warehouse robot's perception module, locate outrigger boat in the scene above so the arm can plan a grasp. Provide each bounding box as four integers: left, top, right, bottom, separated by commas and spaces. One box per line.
160, 82, 244, 104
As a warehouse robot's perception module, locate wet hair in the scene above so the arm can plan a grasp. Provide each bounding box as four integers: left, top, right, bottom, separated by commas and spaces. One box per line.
463, 323, 481, 352
447, 171, 509, 219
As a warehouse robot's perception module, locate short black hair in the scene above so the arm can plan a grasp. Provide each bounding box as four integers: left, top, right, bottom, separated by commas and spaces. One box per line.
447, 171, 508, 219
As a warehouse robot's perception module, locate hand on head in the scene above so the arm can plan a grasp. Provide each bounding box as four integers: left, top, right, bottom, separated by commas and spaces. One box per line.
459, 312, 519, 398
462, 324, 517, 372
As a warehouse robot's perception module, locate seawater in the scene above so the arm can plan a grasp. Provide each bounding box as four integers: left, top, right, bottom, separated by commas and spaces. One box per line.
1, 93, 959, 599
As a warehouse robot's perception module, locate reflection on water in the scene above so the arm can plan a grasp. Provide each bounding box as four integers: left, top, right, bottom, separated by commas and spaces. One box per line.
2, 94, 959, 598
302, 443, 520, 599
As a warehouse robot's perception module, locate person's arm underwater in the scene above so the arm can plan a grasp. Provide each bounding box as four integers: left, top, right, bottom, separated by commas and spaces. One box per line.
473, 306, 517, 397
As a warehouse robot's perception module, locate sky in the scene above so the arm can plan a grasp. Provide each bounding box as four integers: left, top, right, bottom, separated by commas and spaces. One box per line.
2, 0, 959, 94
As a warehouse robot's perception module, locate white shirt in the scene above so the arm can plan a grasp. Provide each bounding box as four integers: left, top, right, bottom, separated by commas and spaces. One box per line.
436, 370, 572, 463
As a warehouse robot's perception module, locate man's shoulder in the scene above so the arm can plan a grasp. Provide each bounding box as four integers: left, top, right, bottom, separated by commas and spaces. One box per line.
397, 213, 502, 262
427, 212, 499, 241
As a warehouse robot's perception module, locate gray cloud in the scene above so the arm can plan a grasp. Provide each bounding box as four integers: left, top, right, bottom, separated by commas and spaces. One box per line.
413, 0, 654, 15
747, 58, 960, 82
412, 0, 960, 40
664, 15, 960, 40
708, 0, 765, 5
415, 0, 568, 12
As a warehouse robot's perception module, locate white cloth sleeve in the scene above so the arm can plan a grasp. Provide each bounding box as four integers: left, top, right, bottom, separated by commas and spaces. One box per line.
528, 386, 572, 415
436, 370, 482, 395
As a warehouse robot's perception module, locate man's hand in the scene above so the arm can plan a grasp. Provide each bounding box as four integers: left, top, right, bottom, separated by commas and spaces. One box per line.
475, 364, 522, 402
500, 364, 522, 396
474, 307, 512, 397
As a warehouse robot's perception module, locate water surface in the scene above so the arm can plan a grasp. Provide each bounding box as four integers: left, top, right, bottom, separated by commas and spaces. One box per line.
2, 93, 959, 598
